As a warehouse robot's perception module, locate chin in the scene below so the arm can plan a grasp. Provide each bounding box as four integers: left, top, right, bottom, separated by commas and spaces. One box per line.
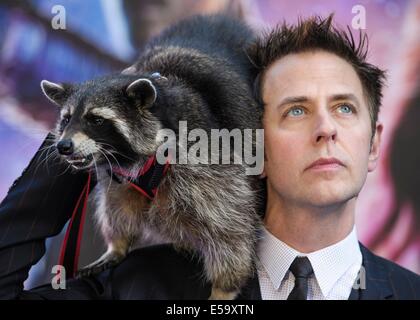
304, 188, 357, 208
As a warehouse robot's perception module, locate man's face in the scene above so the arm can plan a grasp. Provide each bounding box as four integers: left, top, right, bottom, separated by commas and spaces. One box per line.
262, 50, 382, 208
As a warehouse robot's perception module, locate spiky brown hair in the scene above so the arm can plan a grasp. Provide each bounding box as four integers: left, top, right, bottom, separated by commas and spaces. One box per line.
247, 14, 386, 133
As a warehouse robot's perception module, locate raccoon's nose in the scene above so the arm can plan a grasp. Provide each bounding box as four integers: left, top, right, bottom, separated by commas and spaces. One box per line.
57, 139, 74, 155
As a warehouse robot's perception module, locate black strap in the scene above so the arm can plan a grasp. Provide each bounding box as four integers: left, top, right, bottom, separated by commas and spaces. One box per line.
107, 156, 169, 200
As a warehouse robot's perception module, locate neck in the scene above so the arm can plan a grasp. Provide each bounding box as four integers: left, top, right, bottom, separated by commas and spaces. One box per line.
264, 189, 356, 253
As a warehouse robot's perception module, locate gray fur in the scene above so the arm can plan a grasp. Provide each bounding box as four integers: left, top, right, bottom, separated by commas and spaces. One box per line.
41, 14, 264, 300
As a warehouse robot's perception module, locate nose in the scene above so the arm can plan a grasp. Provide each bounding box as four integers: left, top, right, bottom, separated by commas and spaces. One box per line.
313, 112, 337, 144
57, 139, 74, 155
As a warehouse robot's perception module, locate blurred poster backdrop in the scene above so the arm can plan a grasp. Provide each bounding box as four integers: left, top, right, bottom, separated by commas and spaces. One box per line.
0, 0, 419, 288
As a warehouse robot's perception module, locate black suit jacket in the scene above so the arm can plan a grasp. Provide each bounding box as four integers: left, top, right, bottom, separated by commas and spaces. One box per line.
1, 134, 419, 300
11, 242, 420, 300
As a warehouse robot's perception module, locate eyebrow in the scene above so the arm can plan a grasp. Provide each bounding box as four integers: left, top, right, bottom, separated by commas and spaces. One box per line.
278, 96, 309, 107
329, 93, 360, 106
86, 107, 118, 119
277, 93, 361, 109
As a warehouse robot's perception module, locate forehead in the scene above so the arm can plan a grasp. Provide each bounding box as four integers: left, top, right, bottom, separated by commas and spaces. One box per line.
61, 86, 122, 116
262, 50, 365, 105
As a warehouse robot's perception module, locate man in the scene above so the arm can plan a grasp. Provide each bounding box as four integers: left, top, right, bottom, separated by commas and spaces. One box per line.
245, 15, 419, 300
0, 15, 419, 300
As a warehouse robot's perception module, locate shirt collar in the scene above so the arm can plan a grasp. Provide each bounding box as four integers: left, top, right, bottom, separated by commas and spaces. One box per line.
257, 225, 361, 297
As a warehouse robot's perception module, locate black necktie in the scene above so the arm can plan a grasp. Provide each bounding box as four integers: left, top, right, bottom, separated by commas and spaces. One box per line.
287, 257, 314, 300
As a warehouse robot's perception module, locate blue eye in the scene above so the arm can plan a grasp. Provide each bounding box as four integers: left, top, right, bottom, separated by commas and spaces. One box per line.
287, 107, 305, 117
338, 104, 353, 114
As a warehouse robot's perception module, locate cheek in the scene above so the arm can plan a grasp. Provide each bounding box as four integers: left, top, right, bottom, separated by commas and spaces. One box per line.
341, 127, 372, 176
264, 127, 306, 170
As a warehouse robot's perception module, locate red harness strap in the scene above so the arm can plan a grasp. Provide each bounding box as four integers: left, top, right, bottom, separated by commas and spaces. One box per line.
58, 154, 170, 278
108, 155, 170, 199
58, 171, 92, 278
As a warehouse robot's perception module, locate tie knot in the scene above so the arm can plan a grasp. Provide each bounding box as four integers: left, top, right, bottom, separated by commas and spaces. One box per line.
289, 257, 314, 279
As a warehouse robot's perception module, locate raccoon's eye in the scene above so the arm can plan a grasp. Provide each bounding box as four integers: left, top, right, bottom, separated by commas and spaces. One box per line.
86, 116, 104, 126
61, 115, 71, 127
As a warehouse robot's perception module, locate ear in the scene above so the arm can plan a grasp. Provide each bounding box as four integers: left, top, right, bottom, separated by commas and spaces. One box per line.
368, 122, 383, 172
121, 65, 137, 75
40, 80, 71, 106
126, 78, 157, 107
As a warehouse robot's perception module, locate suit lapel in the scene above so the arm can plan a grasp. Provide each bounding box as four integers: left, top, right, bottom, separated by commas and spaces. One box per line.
349, 244, 394, 300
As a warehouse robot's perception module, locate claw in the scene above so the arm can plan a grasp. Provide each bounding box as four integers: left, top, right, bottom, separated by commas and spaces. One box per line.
76, 251, 125, 278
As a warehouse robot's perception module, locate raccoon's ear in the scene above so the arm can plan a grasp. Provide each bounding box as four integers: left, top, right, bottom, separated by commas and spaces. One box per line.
126, 78, 157, 107
40, 80, 71, 107
121, 65, 137, 75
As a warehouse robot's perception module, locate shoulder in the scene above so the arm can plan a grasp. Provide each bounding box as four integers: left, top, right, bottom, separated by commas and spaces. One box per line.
362, 244, 420, 281
360, 244, 420, 299
109, 244, 211, 299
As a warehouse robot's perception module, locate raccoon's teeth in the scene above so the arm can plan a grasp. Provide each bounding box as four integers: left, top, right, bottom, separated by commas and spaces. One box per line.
68, 158, 87, 163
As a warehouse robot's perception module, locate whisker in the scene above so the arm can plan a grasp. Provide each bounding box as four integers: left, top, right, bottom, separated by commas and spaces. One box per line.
32, 144, 55, 177
95, 141, 137, 162
97, 148, 114, 196
95, 142, 126, 173
91, 151, 101, 193
43, 145, 57, 175
56, 162, 73, 177
102, 149, 124, 172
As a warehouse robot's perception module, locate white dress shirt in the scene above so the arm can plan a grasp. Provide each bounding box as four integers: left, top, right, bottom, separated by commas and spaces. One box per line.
257, 226, 362, 300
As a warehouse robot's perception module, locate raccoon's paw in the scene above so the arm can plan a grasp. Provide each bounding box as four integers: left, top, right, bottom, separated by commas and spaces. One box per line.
209, 287, 239, 300
76, 251, 125, 278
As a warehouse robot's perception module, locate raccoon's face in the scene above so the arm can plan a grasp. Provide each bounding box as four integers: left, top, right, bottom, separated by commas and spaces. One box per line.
40, 75, 163, 171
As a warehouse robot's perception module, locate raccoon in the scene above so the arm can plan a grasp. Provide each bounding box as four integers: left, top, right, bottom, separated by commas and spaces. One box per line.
40, 14, 263, 300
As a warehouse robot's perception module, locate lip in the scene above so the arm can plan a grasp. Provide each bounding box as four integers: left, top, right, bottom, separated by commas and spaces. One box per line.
306, 157, 345, 171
